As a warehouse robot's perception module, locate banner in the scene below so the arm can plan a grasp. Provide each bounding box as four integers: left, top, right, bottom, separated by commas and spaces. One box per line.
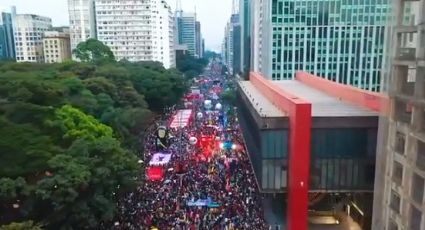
149, 153, 172, 166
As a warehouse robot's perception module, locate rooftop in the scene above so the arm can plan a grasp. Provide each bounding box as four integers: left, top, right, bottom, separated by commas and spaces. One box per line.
274, 81, 377, 117
239, 81, 285, 118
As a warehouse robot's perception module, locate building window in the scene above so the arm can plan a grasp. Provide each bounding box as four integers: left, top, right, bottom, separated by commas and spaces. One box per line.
411, 173, 424, 204
395, 131, 406, 154
409, 204, 422, 230
392, 161, 403, 185
417, 140, 425, 171
390, 190, 401, 214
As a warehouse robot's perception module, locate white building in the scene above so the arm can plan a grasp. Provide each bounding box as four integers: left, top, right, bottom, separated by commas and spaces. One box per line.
95, 0, 175, 68
68, 0, 97, 53
14, 14, 51, 62
151, 0, 175, 68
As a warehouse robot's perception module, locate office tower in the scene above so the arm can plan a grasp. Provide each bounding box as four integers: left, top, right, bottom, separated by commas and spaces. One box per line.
251, 0, 390, 91
201, 38, 205, 58
239, 0, 251, 73
68, 0, 96, 53
14, 14, 52, 62
195, 21, 202, 58
43, 31, 71, 63
372, 1, 425, 230
95, 0, 175, 68
175, 12, 196, 56
0, 6, 16, 59
151, 0, 175, 68
223, 14, 240, 75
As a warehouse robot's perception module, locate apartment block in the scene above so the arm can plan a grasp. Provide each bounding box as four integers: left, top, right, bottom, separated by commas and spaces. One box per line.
43, 31, 71, 63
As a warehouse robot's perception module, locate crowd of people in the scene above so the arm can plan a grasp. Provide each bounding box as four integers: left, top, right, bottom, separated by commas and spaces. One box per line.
114, 70, 268, 229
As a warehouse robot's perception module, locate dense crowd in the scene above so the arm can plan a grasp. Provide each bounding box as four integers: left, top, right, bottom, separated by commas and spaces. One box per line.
114, 74, 268, 229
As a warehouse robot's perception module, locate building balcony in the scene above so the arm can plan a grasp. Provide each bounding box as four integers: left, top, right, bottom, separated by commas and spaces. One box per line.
394, 48, 416, 65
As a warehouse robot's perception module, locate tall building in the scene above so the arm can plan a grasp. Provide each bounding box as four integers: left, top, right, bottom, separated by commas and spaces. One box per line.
0, 6, 16, 60
251, 0, 390, 91
95, 0, 175, 68
372, 0, 425, 230
175, 12, 196, 56
43, 31, 71, 63
14, 14, 52, 62
68, 0, 97, 53
223, 14, 240, 75
239, 0, 251, 73
195, 21, 202, 58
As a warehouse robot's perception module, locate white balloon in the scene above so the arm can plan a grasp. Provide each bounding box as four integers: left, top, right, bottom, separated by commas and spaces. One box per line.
189, 136, 198, 145
215, 103, 222, 110
197, 112, 203, 119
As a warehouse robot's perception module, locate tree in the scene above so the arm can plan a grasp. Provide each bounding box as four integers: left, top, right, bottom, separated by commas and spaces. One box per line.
0, 221, 44, 230
73, 39, 115, 64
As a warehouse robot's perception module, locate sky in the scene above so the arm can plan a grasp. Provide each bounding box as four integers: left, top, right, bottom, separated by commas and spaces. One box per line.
1, 0, 232, 52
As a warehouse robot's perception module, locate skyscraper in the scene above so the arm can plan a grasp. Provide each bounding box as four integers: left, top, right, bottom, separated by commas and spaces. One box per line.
250, 0, 390, 91
223, 14, 240, 75
175, 12, 196, 56
68, 0, 97, 53
195, 21, 202, 58
372, 0, 425, 230
0, 6, 16, 60
239, 0, 251, 73
94, 0, 175, 68
14, 14, 52, 62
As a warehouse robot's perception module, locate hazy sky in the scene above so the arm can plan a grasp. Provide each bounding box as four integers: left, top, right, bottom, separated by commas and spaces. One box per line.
1, 0, 232, 52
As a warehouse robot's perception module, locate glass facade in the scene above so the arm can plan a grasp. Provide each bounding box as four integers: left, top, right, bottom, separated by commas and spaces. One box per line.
0, 11, 15, 59
269, 0, 390, 92
238, 90, 377, 192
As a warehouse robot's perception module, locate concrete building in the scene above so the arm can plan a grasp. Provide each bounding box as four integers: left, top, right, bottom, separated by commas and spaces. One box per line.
43, 31, 71, 63
175, 12, 196, 56
372, 0, 425, 230
68, 0, 97, 53
195, 21, 202, 58
95, 0, 175, 68
250, 0, 390, 91
14, 14, 52, 62
151, 0, 175, 68
223, 14, 241, 75
0, 6, 16, 60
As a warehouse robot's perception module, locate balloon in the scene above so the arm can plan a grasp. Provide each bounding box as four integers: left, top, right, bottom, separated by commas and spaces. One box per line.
189, 136, 198, 145
204, 100, 212, 109
197, 112, 203, 119
215, 103, 222, 110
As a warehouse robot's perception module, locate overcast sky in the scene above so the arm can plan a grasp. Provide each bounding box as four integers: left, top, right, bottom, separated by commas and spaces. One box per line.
1, 0, 232, 51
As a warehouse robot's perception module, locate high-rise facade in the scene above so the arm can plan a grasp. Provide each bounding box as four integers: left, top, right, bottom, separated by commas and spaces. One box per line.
239, 0, 251, 73
68, 0, 97, 53
43, 31, 71, 63
251, 0, 390, 91
14, 14, 52, 62
372, 0, 425, 230
0, 6, 16, 60
94, 0, 175, 68
175, 12, 196, 56
195, 21, 202, 58
223, 14, 241, 75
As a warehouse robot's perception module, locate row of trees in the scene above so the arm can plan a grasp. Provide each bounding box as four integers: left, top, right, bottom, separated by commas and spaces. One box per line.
0, 39, 207, 229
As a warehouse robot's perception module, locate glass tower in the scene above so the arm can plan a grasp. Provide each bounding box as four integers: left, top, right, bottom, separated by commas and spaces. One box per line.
253, 0, 390, 91
0, 6, 15, 60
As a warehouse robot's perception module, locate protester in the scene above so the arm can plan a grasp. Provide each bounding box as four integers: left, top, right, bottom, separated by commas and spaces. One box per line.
114, 70, 268, 230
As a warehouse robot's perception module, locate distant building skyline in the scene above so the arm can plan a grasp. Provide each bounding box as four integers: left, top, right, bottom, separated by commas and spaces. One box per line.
1, 0, 232, 52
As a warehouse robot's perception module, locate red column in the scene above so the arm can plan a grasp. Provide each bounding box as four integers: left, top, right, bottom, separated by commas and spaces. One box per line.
287, 103, 311, 230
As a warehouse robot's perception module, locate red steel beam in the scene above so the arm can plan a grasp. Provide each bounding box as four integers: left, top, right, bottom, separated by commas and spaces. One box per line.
295, 71, 389, 114
250, 72, 311, 230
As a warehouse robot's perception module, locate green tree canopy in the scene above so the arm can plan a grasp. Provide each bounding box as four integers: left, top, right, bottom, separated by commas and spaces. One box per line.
72, 39, 115, 64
